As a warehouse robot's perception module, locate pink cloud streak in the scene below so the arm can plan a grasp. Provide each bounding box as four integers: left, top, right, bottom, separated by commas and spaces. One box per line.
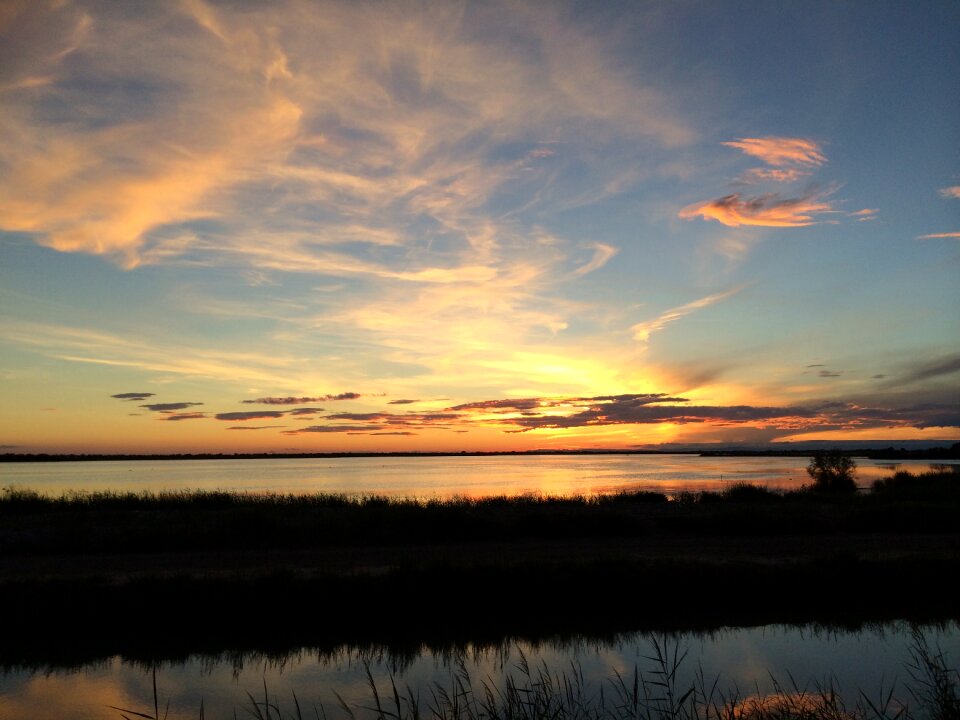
723, 137, 826, 167
679, 192, 834, 228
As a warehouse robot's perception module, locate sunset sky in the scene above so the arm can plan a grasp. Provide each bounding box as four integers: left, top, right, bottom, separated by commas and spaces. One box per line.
1, 0, 958, 453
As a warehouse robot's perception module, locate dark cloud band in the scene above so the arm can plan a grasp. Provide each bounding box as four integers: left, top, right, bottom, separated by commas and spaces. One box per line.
112, 392, 155, 401
141, 402, 204, 412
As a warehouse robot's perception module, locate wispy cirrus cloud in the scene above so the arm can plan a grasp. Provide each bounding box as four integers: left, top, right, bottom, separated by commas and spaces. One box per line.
0, 0, 690, 277
739, 168, 811, 184
722, 137, 826, 168
888, 352, 960, 386
679, 191, 835, 228
917, 232, 960, 240
0, 1, 707, 412
0, 320, 316, 389
631, 285, 747, 342
912, 187, 960, 239
683, 136, 839, 229
573, 243, 619, 277
850, 208, 878, 221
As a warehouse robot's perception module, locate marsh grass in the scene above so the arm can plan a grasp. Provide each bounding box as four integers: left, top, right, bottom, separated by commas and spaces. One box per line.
3, 469, 957, 557
109, 634, 959, 720
871, 467, 960, 500
4, 471, 958, 671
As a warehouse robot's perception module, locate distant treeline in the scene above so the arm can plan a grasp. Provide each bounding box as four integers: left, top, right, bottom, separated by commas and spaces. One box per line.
1, 449, 691, 462
700, 443, 960, 459
2, 443, 959, 462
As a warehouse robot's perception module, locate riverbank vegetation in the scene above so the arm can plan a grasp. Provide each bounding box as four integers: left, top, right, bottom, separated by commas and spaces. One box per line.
2, 467, 957, 555
1, 468, 957, 668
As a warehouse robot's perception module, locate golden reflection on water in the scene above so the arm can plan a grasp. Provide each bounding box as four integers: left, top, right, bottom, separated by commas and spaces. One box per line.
0, 663, 140, 720
3, 455, 953, 498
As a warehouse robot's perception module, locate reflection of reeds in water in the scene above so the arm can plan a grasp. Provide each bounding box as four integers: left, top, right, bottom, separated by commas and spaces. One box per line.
110, 632, 959, 720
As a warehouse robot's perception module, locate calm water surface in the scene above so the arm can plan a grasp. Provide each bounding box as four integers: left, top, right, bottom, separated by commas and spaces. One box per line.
2, 624, 957, 720
2, 454, 954, 497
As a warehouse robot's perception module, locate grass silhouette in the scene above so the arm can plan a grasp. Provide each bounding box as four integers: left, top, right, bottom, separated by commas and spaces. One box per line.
1, 468, 957, 669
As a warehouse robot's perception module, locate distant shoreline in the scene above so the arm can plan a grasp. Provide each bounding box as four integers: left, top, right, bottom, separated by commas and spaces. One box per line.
2, 444, 958, 462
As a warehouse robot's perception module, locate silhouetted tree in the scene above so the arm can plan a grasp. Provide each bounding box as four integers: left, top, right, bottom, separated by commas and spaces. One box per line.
806, 450, 857, 492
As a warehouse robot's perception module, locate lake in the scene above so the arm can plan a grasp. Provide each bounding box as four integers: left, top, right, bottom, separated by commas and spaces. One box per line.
2, 623, 957, 720
1, 454, 954, 497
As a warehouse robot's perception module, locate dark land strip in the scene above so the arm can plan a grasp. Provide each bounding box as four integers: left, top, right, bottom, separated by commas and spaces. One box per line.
3, 442, 958, 462
1, 470, 958, 668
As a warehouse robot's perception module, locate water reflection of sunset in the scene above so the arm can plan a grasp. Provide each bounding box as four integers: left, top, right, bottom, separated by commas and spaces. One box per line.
2, 627, 955, 720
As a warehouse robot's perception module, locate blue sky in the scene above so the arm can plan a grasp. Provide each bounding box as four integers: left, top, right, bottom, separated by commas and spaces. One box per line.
0, 0, 957, 452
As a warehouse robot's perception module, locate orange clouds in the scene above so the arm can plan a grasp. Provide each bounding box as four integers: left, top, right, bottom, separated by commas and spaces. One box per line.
0, 0, 691, 277
722, 137, 826, 167
917, 232, 960, 239
682, 136, 837, 228
679, 192, 834, 228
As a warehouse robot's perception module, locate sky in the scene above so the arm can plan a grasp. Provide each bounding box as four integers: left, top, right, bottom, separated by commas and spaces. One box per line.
1, 0, 958, 454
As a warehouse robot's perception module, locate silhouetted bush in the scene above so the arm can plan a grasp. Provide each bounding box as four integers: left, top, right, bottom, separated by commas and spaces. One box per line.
807, 450, 857, 492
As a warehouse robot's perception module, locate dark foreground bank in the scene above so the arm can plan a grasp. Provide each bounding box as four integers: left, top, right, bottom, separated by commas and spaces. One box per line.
1, 469, 958, 667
